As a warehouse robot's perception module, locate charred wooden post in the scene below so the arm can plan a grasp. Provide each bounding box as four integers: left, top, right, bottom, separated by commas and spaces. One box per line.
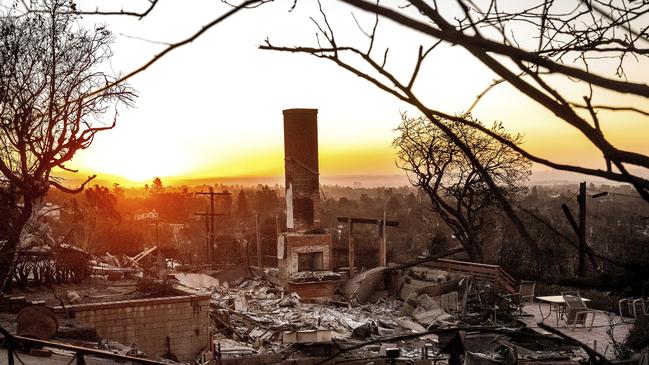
561, 181, 590, 277
578, 181, 587, 277
337, 217, 399, 272
349, 222, 354, 275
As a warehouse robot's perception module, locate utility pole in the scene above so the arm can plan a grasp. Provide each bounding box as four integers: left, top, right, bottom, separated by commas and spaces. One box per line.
561, 181, 588, 277
348, 221, 354, 275
578, 182, 587, 277
194, 188, 231, 266
245, 239, 250, 266
255, 214, 261, 267
380, 210, 387, 266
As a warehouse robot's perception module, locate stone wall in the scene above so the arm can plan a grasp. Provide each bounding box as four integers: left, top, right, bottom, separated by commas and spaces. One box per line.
55, 295, 210, 361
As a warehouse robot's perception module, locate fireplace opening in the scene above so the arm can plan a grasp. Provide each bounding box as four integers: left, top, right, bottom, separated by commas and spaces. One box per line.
297, 251, 324, 271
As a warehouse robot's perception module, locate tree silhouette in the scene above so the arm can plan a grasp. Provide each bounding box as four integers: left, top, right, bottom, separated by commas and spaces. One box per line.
76, 185, 121, 252
236, 190, 251, 220
254, 185, 278, 217
262, 0, 649, 199
394, 114, 531, 261
151, 177, 164, 194
259, 0, 649, 267
0, 0, 133, 289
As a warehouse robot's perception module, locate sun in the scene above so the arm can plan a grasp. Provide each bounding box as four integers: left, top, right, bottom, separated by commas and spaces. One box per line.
70, 137, 199, 185
110, 152, 193, 184
119, 168, 158, 184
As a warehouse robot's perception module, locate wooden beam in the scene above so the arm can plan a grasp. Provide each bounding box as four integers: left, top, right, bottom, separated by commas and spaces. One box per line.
379, 211, 387, 266
385, 247, 464, 272
256, 214, 262, 267
337, 217, 399, 226
561, 203, 580, 235
348, 222, 355, 275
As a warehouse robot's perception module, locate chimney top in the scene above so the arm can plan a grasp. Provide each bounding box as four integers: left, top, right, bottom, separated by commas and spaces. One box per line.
283, 108, 318, 116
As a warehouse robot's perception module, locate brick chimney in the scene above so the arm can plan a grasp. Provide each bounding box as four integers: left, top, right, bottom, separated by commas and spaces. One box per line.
283, 108, 320, 232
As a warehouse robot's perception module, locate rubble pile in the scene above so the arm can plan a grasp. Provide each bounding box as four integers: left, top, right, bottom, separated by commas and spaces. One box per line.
90, 246, 159, 280
12, 244, 91, 286
288, 271, 342, 283
2, 254, 604, 364
168, 264, 587, 364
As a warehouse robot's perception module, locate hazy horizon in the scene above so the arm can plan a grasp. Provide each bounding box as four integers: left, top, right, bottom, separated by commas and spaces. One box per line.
52, 168, 649, 189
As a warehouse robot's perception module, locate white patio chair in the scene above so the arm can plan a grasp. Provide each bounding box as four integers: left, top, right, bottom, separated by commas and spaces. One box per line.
562, 291, 597, 330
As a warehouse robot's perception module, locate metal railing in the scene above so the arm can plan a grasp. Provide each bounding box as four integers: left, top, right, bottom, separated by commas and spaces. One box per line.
0, 325, 166, 365
426, 259, 518, 294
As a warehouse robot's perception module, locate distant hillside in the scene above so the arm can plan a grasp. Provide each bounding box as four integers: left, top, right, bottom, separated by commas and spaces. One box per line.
530, 168, 649, 186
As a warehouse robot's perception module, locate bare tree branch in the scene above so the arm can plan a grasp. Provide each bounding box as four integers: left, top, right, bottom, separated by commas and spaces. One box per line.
49, 175, 97, 194
26, 0, 160, 19
82, 0, 271, 100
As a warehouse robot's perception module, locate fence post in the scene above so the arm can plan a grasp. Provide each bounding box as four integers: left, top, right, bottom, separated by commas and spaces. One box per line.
76, 351, 86, 365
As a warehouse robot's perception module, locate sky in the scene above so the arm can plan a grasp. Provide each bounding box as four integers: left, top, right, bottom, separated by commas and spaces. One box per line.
41, 0, 649, 186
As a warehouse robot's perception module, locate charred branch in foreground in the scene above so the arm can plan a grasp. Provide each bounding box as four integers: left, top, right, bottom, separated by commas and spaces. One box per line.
24, 0, 160, 19
49, 175, 97, 194
82, 0, 272, 102
262, 0, 649, 203
315, 324, 608, 365
261, 33, 544, 268
385, 247, 464, 272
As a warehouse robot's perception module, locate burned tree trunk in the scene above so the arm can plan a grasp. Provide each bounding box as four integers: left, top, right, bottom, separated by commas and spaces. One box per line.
394, 116, 530, 264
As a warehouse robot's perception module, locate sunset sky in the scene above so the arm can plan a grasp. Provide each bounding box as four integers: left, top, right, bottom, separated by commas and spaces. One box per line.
61, 1, 649, 185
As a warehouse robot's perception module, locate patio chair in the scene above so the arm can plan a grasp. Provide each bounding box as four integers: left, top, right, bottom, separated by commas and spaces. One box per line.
618, 297, 648, 323
518, 280, 536, 304
506, 280, 536, 315
562, 291, 597, 330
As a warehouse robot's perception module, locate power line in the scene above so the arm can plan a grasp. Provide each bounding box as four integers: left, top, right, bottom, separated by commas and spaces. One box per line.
588, 188, 643, 200
193, 188, 231, 265
559, 190, 579, 206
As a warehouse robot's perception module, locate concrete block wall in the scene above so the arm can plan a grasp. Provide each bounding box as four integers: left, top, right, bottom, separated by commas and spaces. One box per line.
56, 295, 210, 361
